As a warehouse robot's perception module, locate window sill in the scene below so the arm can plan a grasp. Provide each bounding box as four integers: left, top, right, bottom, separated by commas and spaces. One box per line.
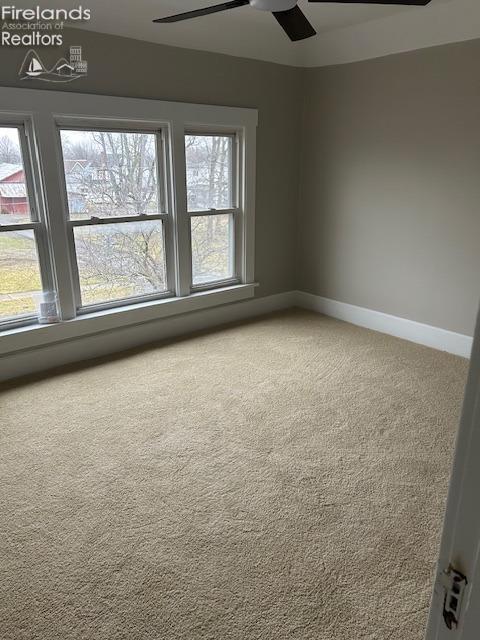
0, 283, 257, 357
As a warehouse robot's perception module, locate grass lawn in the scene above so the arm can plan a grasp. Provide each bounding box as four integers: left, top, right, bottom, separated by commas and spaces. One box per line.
0, 297, 36, 317
0, 232, 41, 319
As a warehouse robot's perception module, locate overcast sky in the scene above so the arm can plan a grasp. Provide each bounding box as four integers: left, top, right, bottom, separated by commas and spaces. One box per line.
0, 126, 21, 143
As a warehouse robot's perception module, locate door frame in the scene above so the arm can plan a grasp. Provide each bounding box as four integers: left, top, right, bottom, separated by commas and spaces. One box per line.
426, 303, 480, 639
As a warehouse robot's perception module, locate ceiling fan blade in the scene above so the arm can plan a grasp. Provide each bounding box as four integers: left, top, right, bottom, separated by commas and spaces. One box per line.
308, 0, 432, 5
154, 0, 249, 24
273, 5, 317, 42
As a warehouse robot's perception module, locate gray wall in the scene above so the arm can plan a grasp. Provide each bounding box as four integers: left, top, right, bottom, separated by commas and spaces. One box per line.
298, 39, 480, 336
0, 28, 303, 299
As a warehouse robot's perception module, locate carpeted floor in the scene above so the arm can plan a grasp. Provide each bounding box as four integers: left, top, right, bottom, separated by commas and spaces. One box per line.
0, 310, 468, 640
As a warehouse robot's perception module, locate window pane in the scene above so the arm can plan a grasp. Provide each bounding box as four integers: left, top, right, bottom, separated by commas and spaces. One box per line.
60, 130, 161, 220
0, 230, 42, 320
0, 126, 32, 223
185, 135, 233, 211
73, 221, 167, 307
191, 214, 234, 286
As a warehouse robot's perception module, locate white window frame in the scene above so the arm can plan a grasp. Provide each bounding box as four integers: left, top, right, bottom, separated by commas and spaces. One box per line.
0, 115, 54, 329
56, 120, 176, 313
0, 87, 257, 356
185, 129, 243, 292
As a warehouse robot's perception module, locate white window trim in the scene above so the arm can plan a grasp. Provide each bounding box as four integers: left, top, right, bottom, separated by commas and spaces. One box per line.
0, 87, 257, 355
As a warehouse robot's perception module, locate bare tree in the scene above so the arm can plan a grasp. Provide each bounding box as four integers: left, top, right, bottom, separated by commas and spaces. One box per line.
186, 135, 232, 282
0, 135, 21, 163
76, 223, 166, 304
63, 131, 164, 303
64, 131, 157, 217
185, 135, 231, 210
62, 138, 97, 165
63, 131, 231, 302
90, 131, 157, 216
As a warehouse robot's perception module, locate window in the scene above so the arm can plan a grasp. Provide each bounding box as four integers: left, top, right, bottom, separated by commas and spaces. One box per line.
191, 213, 234, 285
185, 134, 233, 211
0, 124, 49, 325
185, 134, 237, 287
59, 129, 170, 309
0, 87, 257, 336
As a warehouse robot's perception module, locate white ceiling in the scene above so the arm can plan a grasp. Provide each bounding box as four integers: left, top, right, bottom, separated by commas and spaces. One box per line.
19, 0, 480, 67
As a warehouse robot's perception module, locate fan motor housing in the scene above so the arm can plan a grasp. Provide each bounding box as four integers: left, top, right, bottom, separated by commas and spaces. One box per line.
250, 0, 298, 11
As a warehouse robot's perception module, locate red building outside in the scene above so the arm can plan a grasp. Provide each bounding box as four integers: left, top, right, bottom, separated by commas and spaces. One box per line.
0, 164, 29, 217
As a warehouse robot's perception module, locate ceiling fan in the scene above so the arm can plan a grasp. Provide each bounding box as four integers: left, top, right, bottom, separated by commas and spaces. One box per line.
153, 0, 432, 43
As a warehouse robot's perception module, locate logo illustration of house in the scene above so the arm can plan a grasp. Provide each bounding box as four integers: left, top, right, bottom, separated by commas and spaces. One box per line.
53, 58, 76, 76
19, 47, 88, 83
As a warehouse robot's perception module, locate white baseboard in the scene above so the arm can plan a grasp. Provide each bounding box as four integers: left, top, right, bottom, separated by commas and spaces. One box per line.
0, 291, 296, 383
295, 291, 473, 359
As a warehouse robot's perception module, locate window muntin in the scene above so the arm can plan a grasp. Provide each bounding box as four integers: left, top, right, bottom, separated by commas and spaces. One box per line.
59, 128, 170, 311
0, 124, 48, 325
191, 214, 234, 286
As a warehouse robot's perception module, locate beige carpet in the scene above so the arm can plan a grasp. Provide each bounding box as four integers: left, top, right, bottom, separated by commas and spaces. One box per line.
0, 310, 468, 640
